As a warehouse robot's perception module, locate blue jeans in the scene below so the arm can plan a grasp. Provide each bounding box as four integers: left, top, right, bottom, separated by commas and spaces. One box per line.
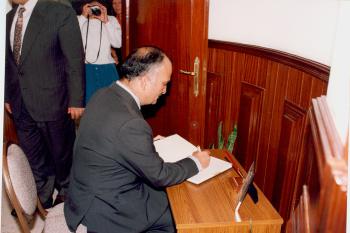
85, 63, 119, 104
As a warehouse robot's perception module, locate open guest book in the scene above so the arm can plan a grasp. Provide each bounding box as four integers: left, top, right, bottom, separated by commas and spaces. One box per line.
154, 134, 232, 184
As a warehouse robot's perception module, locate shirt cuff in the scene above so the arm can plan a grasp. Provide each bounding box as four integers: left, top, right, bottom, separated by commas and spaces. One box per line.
189, 155, 203, 171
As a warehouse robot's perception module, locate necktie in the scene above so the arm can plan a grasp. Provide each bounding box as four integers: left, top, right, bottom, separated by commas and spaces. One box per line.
13, 7, 25, 65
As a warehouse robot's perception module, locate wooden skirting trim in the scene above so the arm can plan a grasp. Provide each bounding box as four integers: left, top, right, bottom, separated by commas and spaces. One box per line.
310, 96, 347, 190
208, 40, 330, 82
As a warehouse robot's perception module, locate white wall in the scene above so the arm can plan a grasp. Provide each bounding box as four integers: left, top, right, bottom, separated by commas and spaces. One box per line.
209, 0, 339, 66
326, 4, 350, 230
326, 2, 350, 146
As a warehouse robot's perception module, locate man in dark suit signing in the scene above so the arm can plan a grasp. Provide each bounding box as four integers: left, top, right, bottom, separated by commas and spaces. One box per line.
5, 0, 84, 208
64, 47, 211, 233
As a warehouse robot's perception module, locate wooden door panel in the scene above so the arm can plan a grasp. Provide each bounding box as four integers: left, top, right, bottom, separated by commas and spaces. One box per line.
127, 0, 208, 145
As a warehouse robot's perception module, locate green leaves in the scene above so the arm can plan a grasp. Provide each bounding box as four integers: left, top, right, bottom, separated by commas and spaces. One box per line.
218, 121, 224, 149
227, 124, 237, 153
214, 121, 237, 153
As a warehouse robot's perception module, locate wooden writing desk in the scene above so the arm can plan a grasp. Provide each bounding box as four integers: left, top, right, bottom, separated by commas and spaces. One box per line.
166, 150, 283, 233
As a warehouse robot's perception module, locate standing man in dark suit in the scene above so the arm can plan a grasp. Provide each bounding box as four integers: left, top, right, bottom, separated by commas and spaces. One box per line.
64, 47, 211, 233
5, 0, 85, 208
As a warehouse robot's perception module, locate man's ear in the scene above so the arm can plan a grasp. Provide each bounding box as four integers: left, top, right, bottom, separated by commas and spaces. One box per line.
139, 75, 149, 90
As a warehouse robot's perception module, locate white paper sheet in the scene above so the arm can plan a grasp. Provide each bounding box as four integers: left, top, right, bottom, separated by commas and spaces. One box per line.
154, 134, 232, 184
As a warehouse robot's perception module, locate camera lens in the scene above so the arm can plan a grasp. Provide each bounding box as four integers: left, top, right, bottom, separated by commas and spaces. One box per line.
90, 6, 101, 16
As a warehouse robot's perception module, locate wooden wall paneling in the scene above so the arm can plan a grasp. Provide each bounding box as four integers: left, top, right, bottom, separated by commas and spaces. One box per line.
220, 51, 236, 137
235, 82, 264, 171
208, 40, 330, 81
207, 48, 241, 141
207, 43, 329, 197
299, 73, 313, 110
223, 51, 245, 135
285, 68, 304, 106
207, 41, 330, 232
207, 47, 214, 71
212, 49, 225, 75
204, 72, 223, 147
257, 62, 289, 199
272, 100, 307, 224
256, 58, 269, 89
242, 54, 259, 84
242, 54, 268, 88
252, 60, 276, 196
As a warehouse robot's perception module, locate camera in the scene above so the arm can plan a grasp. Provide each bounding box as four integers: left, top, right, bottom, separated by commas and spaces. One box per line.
90, 6, 101, 16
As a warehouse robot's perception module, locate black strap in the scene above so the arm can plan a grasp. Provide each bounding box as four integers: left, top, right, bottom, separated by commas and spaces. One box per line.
84, 15, 102, 64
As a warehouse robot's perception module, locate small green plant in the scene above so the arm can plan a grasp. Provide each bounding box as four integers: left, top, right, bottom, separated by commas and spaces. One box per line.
211, 121, 237, 153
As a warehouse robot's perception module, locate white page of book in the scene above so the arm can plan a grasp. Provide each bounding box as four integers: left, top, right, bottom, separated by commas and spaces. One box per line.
154, 134, 232, 184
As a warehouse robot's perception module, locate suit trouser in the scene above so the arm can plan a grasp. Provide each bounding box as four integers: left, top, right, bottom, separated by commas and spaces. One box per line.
83, 198, 175, 233
146, 206, 175, 233
13, 102, 75, 208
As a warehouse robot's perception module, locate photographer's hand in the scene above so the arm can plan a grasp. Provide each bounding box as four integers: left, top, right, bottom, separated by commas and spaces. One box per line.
82, 4, 92, 18
93, 2, 108, 23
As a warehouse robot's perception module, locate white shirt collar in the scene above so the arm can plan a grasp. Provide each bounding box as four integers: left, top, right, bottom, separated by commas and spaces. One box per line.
20, 0, 38, 13
10, 0, 38, 52
116, 80, 141, 109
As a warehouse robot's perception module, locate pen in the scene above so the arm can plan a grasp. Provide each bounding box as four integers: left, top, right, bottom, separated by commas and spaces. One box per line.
197, 146, 201, 152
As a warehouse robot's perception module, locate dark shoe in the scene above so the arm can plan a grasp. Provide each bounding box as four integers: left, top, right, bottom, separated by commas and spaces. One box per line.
11, 209, 17, 218
42, 197, 53, 209
53, 195, 66, 207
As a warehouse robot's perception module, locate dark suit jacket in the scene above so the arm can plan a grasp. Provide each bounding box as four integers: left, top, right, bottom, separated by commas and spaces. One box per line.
64, 83, 199, 233
5, 0, 84, 121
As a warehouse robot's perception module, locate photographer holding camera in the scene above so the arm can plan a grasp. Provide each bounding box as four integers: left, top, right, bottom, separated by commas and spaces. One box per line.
78, 0, 121, 104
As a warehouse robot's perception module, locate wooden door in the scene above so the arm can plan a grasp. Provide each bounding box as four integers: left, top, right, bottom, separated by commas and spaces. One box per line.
125, 0, 209, 146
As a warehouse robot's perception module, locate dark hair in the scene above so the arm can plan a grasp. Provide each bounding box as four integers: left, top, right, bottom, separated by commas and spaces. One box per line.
120, 47, 166, 80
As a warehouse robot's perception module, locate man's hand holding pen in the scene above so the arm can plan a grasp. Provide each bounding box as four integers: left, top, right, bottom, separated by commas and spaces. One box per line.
192, 146, 211, 169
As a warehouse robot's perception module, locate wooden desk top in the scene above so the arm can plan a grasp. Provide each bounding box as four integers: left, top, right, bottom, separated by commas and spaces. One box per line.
166, 150, 283, 232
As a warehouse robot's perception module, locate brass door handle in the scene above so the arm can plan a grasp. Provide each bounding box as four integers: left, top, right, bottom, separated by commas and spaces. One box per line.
179, 70, 195, 76
179, 57, 200, 97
